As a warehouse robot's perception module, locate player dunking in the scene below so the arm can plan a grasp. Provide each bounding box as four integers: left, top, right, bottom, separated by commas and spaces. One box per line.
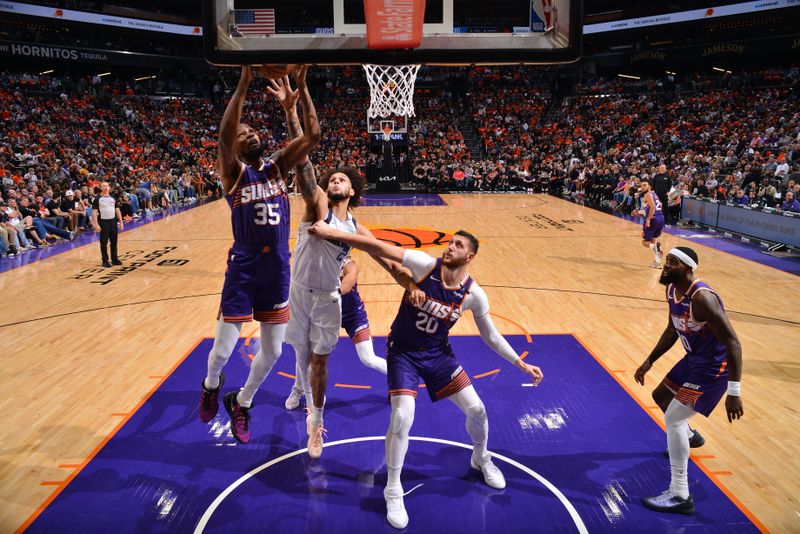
198, 65, 321, 444
308, 223, 543, 529
635, 247, 744, 514
285, 255, 387, 410
639, 179, 665, 267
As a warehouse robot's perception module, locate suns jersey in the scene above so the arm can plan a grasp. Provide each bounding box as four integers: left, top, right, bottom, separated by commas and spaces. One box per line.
644, 190, 664, 218
292, 209, 357, 291
389, 257, 473, 350
226, 158, 290, 250
667, 280, 727, 369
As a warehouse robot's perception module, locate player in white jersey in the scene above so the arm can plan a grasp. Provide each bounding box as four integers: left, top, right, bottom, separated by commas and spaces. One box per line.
287, 162, 388, 458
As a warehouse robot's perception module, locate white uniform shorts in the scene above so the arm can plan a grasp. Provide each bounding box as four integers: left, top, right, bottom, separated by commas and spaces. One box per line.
285, 284, 342, 355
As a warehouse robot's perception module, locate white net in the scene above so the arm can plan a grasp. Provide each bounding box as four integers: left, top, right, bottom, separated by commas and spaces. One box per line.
363, 64, 421, 119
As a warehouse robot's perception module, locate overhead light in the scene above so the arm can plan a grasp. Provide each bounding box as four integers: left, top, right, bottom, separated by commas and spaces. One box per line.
618, 74, 640, 80
40, 69, 54, 75
97, 72, 111, 77
135, 75, 157, 81
712, 67, 726, 73
665, 70, 676, 75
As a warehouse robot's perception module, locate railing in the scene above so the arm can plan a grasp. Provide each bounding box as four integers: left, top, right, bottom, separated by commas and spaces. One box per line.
681, 196, 800, 250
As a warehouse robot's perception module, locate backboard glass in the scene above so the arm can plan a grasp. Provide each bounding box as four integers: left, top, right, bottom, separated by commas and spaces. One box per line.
202, 0, 582, 66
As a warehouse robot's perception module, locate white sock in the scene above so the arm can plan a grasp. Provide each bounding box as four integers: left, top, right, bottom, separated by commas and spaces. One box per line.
386, 395, 415, 489
237, 323, 287, 408
355, 339, 387, 374
665, 399, 697, 499
311, 404, 324, 426
293, 342, 313, 406
205, 318, 242, 389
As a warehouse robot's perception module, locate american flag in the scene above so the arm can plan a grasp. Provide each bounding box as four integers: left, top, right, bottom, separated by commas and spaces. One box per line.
234, 9, 276, 35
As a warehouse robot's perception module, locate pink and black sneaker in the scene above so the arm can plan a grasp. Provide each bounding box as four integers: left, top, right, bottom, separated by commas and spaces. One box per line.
224, 391, 251, 444
198, 373, 224, 423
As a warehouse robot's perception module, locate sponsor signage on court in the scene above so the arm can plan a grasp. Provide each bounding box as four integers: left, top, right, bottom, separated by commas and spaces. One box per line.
0, 1, 202, 35
517, 214, 582, 231
69, 246, 188, 285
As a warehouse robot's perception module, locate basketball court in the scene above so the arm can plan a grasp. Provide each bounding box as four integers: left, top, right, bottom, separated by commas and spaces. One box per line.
1, 0, 799, 532
2, 194, 798, 532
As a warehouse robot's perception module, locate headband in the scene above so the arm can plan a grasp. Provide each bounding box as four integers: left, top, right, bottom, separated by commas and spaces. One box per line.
668, 248, 698, 270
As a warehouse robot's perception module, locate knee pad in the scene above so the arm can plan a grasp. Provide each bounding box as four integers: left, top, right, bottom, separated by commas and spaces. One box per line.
390, 407, 413, 436
467, 403, 487, 425
665, 399, 695, 430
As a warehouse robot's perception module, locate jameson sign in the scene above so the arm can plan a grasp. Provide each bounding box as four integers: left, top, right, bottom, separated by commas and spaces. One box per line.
0, 40, 202, 67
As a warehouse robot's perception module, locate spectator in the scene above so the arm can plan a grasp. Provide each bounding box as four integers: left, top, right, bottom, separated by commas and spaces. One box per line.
778, 190, 800, 212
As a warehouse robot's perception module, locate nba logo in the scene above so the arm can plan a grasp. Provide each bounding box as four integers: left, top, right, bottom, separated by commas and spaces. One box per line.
530, 0, 553, 33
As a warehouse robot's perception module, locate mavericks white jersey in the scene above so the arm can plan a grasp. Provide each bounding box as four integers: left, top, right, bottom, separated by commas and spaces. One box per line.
292, 209, 357, 292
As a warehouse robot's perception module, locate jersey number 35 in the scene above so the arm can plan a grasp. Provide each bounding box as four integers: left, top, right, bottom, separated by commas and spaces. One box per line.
254, 203, 281, 226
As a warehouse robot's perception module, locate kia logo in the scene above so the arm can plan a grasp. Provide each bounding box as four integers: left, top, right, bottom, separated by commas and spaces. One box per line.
378, 176, 396, 182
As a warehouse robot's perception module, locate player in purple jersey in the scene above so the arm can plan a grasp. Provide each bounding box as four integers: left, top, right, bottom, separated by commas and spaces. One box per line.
639, 179, 665, 267
198, 65, 322, 445
635, 246, 744, 515
285, 257, 389, 410
308, 223, 544, 530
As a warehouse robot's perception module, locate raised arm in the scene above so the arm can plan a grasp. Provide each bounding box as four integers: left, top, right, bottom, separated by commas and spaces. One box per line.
267, 74, 325, 221
274, 66, 322, 178
692, 291, 744, 423
218, 66, 253, 191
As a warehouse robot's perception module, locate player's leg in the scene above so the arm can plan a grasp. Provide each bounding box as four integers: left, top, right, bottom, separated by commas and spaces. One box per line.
658, 357, 704, 449
384, 393, 415, 529
643, 398, 697, 514
305, 293, 342, 458
384, 348, 420, 530
348, 322, 387, 374
225, 319, 288, 444
285, 359, 304, 410
200, 316, 243, 422
200, 261, 252, 423
448, 385, 506, 489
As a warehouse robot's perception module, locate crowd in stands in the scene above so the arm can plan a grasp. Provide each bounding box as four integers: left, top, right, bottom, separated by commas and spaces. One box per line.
3, 64, 799, 258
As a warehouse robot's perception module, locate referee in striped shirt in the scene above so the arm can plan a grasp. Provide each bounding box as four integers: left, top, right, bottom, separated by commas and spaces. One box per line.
92, 182, 124, 268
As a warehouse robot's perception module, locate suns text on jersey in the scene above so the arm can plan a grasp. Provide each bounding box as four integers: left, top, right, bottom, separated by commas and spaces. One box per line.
413, 295, 462, 322
239, 180, 285, 205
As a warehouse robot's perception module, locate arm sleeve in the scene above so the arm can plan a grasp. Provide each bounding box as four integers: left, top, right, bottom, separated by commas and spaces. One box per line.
465, 283, 520, 364
401, 249, 437, 281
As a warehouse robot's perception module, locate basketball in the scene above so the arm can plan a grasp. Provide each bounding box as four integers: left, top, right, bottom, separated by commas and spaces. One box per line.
254, 64, 296, 79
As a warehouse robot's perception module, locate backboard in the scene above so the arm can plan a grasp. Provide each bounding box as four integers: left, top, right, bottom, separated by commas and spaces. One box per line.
202, 0, 582, 66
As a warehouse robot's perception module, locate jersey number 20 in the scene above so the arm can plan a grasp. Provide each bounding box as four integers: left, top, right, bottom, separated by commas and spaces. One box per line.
415, 312, 439, 334
254, 203, 281, 226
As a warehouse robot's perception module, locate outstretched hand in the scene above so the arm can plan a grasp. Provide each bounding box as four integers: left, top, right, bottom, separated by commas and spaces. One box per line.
293, 65, 308, 88
515, 359, 543, 386
266, 76, 300, 111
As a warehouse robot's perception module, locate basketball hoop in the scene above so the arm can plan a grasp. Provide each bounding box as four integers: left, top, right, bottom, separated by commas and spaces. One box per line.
363, 64, 421, 118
